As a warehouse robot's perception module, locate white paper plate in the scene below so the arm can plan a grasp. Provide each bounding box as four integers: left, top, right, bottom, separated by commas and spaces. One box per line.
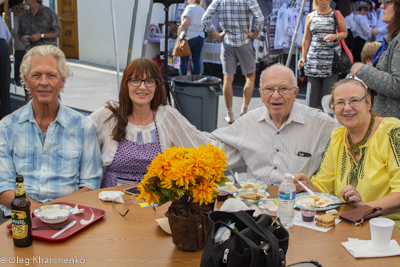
295, 192, 340, 211
220, 179, 268, 194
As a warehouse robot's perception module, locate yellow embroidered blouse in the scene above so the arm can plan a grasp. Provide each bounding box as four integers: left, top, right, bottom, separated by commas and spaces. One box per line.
311, 117, 400, 229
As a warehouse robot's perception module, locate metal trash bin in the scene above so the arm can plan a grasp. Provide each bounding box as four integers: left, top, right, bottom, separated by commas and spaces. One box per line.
171, 75, 223, 132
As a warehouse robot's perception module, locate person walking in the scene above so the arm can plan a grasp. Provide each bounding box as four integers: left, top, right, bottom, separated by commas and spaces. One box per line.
202, 0, 264, 123
298, 0, 348, 109
178, 0, 205, 76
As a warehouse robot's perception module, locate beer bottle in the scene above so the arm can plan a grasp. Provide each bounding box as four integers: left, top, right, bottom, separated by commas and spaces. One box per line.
11, 175, 32, 247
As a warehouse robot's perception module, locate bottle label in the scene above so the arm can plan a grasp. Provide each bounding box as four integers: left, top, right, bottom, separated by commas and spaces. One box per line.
15, 182, 26, 196
278, 191, 296, 201
11, 210, 29, 239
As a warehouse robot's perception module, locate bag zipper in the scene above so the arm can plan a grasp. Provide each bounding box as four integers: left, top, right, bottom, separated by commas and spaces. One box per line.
222, 248, 229, 263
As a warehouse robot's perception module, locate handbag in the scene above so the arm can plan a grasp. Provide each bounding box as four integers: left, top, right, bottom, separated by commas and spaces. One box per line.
340, 205, 383, 226
200, 210, 289, 267
332, 11, 353, 73
172, 31, 191, 57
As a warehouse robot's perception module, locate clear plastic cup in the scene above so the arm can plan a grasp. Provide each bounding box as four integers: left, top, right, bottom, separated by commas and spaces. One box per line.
300, 206, 316, 223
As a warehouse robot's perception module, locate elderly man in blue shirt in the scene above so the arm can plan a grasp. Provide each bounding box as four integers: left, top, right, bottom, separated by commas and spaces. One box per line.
0, 45, 102, 217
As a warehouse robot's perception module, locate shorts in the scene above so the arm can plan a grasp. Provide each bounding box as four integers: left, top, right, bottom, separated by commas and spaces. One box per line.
220, 41, 256, 75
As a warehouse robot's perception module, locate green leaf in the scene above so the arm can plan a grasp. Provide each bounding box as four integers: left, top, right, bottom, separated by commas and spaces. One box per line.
157, 196, 170, 207
217, 176, 231, 186
146, 176, 159, 183
176, 188, 186, 196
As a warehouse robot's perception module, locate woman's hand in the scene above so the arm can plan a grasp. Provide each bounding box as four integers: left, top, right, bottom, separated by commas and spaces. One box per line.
350, 62, 364, 77
340, 185, 364, 207
323, 34, 337, 42
298, 59, 305, 69
292, 173, 318, 193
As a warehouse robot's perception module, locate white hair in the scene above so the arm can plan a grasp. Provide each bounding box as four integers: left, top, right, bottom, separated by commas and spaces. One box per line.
20, 45, 72, 93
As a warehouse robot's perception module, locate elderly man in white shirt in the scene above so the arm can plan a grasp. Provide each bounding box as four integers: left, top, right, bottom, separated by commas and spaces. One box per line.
211, 64, 339, 185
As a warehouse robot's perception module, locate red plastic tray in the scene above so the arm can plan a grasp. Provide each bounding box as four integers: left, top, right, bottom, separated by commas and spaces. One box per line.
6, 202, 106, 243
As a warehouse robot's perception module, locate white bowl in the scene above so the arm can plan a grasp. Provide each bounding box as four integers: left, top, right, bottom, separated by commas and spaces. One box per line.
258, 198, 278, 216
34, 204, 73, 224
233, 189, 269, 206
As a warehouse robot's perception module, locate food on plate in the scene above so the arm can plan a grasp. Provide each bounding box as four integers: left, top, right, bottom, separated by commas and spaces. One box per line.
315, 213, 336, 228
317, 200, 329, 206
253, 184, 264, 189
311, 195, 320, 201
241, 193, 261, 200
243, 183, 254, 189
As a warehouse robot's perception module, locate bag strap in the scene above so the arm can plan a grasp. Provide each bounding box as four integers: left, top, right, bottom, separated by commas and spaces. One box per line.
332, 10, 342, 49
233, 211, 280, 266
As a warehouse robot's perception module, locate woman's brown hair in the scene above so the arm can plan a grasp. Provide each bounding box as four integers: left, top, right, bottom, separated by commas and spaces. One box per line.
388, 0, 400, 38
105, 57, 167, 142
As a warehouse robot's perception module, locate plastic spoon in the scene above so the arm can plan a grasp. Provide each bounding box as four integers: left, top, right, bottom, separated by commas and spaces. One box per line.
292, 175, 315, 196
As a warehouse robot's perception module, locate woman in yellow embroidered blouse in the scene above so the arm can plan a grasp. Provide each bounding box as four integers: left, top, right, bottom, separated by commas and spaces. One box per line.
294, 77, 400, 230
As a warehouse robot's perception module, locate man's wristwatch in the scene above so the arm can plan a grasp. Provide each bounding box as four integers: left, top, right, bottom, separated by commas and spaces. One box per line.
41, 33, 44, 39
336, 34, 338, 40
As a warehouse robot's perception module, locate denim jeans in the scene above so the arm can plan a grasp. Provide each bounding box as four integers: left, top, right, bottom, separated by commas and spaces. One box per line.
179, 35, 204, 76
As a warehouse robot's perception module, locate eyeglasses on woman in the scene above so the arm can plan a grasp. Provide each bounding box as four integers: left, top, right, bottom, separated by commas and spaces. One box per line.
128, 78, 156, 88
334, 95, 368, 109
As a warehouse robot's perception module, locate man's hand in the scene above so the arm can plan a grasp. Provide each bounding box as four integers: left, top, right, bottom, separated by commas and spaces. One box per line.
29, 33, 41, 42
211, 30, 226, 40
244, 30, 259, 39
28, 197, 42, 210
20, 35, 30, 45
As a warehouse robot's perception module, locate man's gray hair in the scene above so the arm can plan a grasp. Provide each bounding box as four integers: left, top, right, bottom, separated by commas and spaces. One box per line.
20, 45, 72, 93
259, 63, 296, 88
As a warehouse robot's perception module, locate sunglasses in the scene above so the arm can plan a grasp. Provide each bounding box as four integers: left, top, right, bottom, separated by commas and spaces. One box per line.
345, 74, 368, 90
382, 0, 394, 6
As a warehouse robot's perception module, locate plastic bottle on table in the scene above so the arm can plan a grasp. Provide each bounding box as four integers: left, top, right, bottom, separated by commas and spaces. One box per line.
277, 173, 296, 228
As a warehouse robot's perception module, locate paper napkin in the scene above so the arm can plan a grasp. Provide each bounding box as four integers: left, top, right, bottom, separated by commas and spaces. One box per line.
98, 191, 124, 203
342, 238, 400, 258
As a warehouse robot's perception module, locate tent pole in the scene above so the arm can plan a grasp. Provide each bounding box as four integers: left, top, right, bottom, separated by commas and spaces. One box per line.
110, 0, 120, 91
285, 0, 307, 68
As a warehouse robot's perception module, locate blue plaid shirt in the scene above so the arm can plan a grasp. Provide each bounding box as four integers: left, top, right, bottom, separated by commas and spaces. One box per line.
0, 102, 102, 216
202, 0, 264, 47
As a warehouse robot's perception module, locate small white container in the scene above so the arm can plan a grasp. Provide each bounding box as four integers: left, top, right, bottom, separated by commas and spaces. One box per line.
34, 204, 73, 224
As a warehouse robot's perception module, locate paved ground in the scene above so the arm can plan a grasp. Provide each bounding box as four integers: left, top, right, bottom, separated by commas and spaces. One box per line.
9, 59, 306, 130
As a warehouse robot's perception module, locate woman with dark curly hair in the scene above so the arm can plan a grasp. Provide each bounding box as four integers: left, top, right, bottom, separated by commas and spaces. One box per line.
89, 57, 218, 188
351, 0, 400, 119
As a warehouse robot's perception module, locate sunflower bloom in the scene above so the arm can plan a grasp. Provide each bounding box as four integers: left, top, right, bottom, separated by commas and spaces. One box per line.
192, 179, 218, 206
137, 184, 160, 205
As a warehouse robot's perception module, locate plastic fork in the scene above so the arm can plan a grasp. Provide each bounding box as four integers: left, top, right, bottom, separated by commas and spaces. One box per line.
227, 166, 242, 188
32, 221, 68, 230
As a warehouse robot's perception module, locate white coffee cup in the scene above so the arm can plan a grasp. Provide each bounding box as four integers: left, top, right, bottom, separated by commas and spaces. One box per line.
369, 218, 395, 251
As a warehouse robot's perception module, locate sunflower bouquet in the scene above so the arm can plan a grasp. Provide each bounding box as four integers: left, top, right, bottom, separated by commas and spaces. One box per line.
137, 144, 230, 207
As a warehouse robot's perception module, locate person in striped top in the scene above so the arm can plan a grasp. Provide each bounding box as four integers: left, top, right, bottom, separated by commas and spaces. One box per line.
211, 64, 339, 185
